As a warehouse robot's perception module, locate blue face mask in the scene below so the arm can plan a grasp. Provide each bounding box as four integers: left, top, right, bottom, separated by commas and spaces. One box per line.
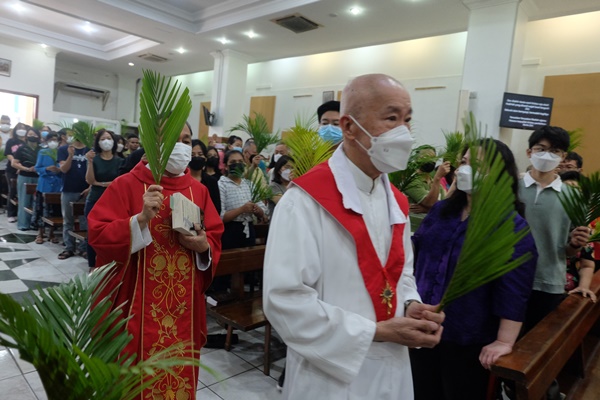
233, 146, 243, 152
318, 124, 343, 144
41, 131, 49, 139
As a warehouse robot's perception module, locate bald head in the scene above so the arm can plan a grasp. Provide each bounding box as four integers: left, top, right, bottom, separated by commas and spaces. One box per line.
341, 74, 407, 119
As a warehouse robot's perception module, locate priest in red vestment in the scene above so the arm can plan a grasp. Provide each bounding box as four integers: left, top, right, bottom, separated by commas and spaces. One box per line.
88, 124, 223, 399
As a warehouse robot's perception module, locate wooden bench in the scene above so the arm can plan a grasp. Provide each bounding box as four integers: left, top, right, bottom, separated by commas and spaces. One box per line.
491, 270, 600, 400
68, 201, 87, 242
23, 183, 37, 215
207, 245, 272, 374
41, 193, 63, 228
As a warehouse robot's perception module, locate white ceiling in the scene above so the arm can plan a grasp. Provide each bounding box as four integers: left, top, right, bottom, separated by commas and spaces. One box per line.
1, 0, 600, 78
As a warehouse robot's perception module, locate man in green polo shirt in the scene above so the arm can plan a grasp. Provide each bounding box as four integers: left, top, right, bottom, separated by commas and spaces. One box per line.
519, 125, 591, 334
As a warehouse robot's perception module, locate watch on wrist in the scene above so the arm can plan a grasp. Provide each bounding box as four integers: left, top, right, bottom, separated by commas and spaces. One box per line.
404, 299, 421, 311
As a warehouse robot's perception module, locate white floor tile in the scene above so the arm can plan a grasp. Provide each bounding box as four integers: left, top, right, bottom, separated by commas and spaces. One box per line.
208, 369, 281, 400
196, 387, 224, 400
24, 371, 47, 400
0, 279, 29, 293
0, 375, 37, 399
0, 348, 24, 380
8, 348, 36, 374
198, 349, 254, 386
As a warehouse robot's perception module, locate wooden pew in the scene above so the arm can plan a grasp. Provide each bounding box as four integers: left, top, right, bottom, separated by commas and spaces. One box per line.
68, 201, 87, 242
491, 270, 600, 400
23, 183, 37, 215
207, 245, 272, 374
41, 193, 63, 228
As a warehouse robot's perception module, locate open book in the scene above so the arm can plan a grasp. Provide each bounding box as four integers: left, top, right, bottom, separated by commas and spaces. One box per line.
170, 192, 204, 236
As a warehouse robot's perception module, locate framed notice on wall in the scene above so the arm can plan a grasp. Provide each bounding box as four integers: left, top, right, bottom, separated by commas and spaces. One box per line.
322, 91, 334, 103
0, 58, 11, 77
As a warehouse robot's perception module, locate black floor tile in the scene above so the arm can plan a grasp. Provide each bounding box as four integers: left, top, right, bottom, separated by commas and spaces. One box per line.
0, 269, 19, 280
4, 258, 40, 269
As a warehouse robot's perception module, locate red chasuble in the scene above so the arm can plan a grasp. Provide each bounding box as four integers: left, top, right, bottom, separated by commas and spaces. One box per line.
293, 162, 409, 322
88, 161, 224, 399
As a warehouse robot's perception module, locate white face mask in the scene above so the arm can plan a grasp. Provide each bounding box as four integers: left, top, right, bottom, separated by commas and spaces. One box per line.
530, 151, 562, 173
16, 129, 26, 137
350, 116, 414, 173
273, 153, 282, 163
0, 124, 10, 132
47, 141, 59, 150
67, 136, 75, 144
99, 139, 114, 151
281, 169, 291, 181
166, 142, 192, 175
117, 143, 124, 152
456, 165, 473, 194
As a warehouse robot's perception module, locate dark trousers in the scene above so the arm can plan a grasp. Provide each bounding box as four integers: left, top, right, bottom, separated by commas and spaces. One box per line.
411, 342, 490, 400
5, 171, 17, 217
84, 199, 96, 268
523, 290, 565, 334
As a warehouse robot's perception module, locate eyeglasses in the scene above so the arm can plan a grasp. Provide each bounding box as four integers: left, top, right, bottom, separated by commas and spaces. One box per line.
531, 146, 565, 157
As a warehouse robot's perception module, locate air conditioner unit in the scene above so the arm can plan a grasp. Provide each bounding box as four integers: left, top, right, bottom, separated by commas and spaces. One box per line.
54, 82, 111, 111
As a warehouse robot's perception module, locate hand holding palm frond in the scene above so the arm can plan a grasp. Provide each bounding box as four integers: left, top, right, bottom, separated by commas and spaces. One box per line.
438, 139, 533, 310
139, 69, 192, 184
249, 169, 273, 203
284, 113, 333, 178
229, 112, 279, 154
0, 263, 202, 399
558, 172, 600, 242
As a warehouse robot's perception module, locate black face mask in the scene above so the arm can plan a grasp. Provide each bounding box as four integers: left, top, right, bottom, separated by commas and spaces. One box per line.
27, 136, 39, 143
188, 157, 206, 171
207, 156, 220, 168
420, 162, 435, 173
228, 162, 244, 177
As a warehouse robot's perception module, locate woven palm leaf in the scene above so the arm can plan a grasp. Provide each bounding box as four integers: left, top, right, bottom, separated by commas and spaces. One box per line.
558, 172, 600, 242
438, 138, 533, 310
139, 69, 192, 184
0, 263, 203, 399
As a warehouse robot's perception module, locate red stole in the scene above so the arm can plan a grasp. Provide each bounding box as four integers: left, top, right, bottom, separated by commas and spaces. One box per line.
293, 162, 408, 321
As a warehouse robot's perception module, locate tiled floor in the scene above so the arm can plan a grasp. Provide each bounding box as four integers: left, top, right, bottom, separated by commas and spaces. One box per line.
0, 212, 286, 399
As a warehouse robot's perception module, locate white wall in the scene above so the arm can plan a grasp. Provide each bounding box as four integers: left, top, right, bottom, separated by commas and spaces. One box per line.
0, 42, 56, 123
173, 70, 214, 137
246, 32, 468, 148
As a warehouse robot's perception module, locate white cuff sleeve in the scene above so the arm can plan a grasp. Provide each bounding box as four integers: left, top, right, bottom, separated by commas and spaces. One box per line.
195, 246, 212, 271
130, 215, 153, 254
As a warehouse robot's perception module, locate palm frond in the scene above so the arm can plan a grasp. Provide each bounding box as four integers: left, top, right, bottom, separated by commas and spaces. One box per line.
284, 120, 334, 178
388, 145, 437, 193
438, 137, 533, 310
440, 131, 465, 168
567, 128, 584, 152
558, 172, 600, 239
139, 69, 193, 184
0, 263, 203, 399
462, 111, 486, 142
32, 118, 45, 130
71, 121, 99, 148
249, 169, 273, 203
228, 112, 280, 154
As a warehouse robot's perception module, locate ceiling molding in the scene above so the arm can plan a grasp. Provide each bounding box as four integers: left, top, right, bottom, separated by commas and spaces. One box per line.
461, 0, 521, 11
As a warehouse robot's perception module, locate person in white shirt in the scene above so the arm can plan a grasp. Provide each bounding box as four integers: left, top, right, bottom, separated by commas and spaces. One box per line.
263, 73, 444, 400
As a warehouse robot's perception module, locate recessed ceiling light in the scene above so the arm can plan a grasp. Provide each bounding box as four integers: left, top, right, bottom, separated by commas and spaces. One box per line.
218, 37, 230, 45
73, 118, 79, 123
128, 62, 134, 66
40, 44, 48, 48
349, 7, 363, 15
82, 21, 95, 33
245, 31, 257, 39
176, 47, 186, 54
12, 3, 26, 12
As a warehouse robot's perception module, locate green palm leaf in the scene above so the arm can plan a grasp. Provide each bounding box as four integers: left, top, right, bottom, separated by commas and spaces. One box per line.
228, 112, 280, 154
0, 263, 204, 399
567, 128, 584, 152
558, 172, 600, 242
32, 118, 45, 130
139, 69, 192, 184
388, 145, 437, 192
249, 170, 273, 203
71, 121, 100, 148
284, 115, 334, 178
440, 131, 465, 168
438, 138, 533, 310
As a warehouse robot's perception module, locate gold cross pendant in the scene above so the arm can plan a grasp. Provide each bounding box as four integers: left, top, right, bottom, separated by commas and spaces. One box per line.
380, 281, 394, 316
